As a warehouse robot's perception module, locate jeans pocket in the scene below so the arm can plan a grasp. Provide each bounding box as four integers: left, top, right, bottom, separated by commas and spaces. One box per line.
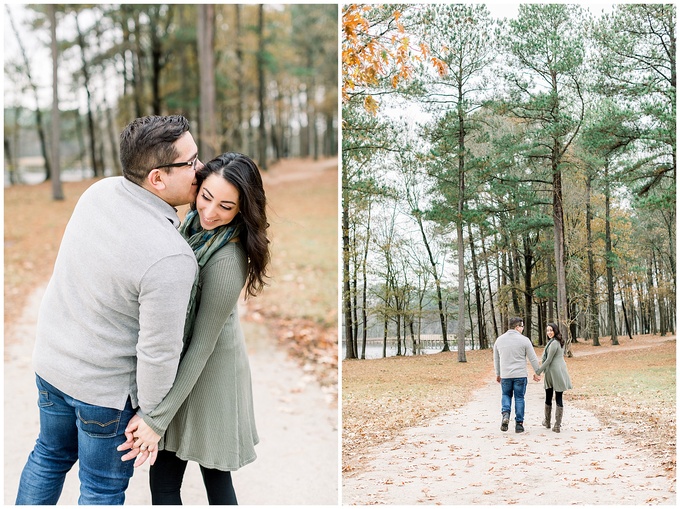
77, 403, 123, 438
35, 376, 54, 408
37, 390, 53, 408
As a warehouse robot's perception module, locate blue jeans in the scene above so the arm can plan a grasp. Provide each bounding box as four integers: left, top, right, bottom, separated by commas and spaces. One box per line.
16, 375, 136, 505
500, 377, 527, 423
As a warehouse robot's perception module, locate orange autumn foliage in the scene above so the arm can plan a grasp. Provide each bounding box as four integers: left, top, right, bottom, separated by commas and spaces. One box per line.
342, 4, 446, 114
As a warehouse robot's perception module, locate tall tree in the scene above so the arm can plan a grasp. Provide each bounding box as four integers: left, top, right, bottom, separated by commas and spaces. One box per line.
197, 4, 217, 157
73, 8, 101, 177
503, 4, 587, 354
592, 4, 676, 198
256, 4, 267, 169
6, 5, 51, 181
417, 4, 496, 361
49, 4, 63, 200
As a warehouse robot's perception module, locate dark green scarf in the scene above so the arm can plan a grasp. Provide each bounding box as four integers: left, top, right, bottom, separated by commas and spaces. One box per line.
179, 209, 242, 345
542, 338, 557, 362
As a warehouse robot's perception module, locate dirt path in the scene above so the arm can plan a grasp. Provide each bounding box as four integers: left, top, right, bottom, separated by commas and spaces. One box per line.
343, 355, 675, 505
4, 285, 338, 505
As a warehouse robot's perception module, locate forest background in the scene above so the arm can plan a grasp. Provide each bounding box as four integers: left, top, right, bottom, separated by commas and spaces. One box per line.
4, 4, 338, 188
342, 3, 676, 360
4, 2, 339, 396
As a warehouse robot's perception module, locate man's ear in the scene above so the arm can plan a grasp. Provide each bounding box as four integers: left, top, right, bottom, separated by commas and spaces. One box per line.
146, 168, 167, 192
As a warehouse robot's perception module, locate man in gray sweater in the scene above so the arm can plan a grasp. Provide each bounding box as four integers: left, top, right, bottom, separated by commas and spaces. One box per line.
493, 316, 541, 433
16, 115, 200, 505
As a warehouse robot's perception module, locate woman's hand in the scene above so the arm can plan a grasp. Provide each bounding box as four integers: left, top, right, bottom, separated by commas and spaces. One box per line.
117, 414, 162, 467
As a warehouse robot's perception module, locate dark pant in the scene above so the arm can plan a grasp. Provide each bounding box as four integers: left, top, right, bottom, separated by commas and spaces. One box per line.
545, 387, 564, 407
149, 449, 237, 505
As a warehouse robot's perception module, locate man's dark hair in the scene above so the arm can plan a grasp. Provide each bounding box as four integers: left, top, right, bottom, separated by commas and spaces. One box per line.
509, 316, 524, 330
119, 115, 190, 185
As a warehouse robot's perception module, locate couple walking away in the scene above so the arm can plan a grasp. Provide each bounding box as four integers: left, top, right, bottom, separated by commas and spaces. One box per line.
15, 115, 271, 505
493, 317, 572, 433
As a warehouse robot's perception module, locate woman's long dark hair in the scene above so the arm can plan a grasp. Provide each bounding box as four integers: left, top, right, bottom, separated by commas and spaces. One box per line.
196, 152, 270, 297
546, 322, 564, 348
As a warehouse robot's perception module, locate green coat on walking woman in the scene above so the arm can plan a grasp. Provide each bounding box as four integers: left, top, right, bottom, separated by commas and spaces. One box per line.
536, 338, 572, 392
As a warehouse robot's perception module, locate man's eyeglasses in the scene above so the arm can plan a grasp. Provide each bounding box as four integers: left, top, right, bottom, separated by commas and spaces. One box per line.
156, 155, 199, 171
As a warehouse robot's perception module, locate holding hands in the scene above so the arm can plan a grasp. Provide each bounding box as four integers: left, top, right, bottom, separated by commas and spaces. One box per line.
533, 374, 541, 382
117, 414, 162, 467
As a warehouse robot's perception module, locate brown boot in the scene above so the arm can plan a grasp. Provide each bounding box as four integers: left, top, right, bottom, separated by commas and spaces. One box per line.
542, 404, 552, 428
553, 406, 563, 433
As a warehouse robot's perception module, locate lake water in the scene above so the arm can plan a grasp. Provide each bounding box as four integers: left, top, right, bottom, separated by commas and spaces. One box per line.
341, 340, 467, 360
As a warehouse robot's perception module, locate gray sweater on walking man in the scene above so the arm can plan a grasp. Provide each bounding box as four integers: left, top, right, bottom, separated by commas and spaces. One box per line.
33, 177, 197, 414
493, 329, 541, 379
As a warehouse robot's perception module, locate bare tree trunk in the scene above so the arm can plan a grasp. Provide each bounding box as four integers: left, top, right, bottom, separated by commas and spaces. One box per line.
455, 88, 467, 362
586, 172, 600, 345
616, 278, 634, 340
361, 203, 372, 359
6, 6, 51, 181
234, 5, 245, 153
49, 5, 64, 200
75, 12, 100, 177
197, 5, 217, 157
342, 202, 356, 359
257, 5, 268, 169
468, 223, 487, 349
480, 231, 499, 340
4, 137, 18, 185
522, 233, 534, 342
382, 313, 388, 358
350, 227, 359, 355
552, 157, 570, 355
604, 162, 619, 345
508, 235, 521, 315
132, 11, 145, 117
414, 213, 449, 352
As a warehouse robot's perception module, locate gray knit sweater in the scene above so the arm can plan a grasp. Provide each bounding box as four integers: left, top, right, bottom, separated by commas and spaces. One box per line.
33, 177, 198, 413
493, 329, 541, 379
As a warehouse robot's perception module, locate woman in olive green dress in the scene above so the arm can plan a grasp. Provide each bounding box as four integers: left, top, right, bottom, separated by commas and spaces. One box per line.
120, 152, 270, 504
536, 323, 572, 433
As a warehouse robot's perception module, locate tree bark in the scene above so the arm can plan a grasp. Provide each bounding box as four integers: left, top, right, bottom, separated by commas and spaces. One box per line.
6, 6, 51, 181
604, 162, 619, 345
197, 5, 217, 157
49, 5, 64, 200
468, 222, 487, 349
257, 5, 268, 169
586, 172, 600, 345
75, 11, 100, 177
415, 213, 449, 352
342, 200, 356, 359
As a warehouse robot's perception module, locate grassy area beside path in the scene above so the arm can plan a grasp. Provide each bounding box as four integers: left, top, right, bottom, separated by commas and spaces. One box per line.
342, 334, 676, 479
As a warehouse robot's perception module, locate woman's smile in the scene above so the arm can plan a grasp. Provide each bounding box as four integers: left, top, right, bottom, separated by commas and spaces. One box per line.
196, 174, 240, 230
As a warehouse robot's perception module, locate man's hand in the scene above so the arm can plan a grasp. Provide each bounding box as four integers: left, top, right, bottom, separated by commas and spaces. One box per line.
496, 376, 501, 383
117, 414, 161, 467
533, 374, 541, 382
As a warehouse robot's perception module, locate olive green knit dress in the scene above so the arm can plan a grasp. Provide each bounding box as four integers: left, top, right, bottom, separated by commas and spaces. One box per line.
142, 241, 258, 471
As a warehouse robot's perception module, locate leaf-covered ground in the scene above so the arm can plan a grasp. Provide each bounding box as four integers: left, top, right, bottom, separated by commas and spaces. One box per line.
4, 158, 338, 398
343, 348, 494, 474
343, 334, 676, 482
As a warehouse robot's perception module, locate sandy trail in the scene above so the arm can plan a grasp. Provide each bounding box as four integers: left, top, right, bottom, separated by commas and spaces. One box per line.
4, 285, 338, 505
342, 370, 675, 505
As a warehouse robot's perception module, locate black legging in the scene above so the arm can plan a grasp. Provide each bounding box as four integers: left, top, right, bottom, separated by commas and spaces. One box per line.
545, 387, 563, 407
149, 449, 238, 505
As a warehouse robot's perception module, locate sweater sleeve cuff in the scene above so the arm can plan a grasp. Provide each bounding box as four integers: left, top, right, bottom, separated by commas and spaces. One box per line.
142, 414, 167, 437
